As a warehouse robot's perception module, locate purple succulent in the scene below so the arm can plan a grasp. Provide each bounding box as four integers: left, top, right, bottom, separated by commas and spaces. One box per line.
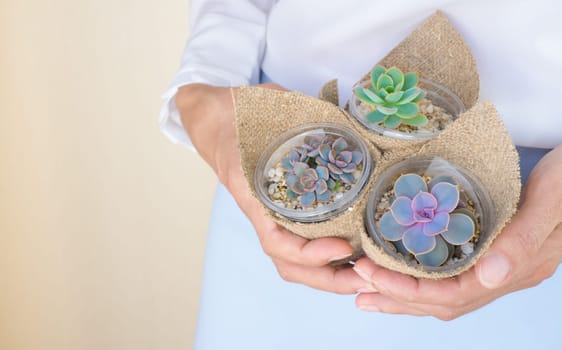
379, 173, 475, 266
286, 162, 331, 207
300, 135, 331, 158
316, 137, 364, 184
281, 148, 308, 173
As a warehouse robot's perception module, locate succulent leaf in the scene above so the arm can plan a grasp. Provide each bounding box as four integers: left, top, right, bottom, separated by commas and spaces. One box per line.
412, 90, 426, 103
377, 105, 399, 116
383, 115, 402, 128
385, 91, 404, 104
286, 188, 298, 199
386, 67, 405, 88
401, 114, 428, 127
431, 182, 460, 213
361, 88, 385, 105
390, 196, 416, 225
403, 72, 419, 90
370, 65, 386, 88
339, 173, 355, 184
411, 192, 438, 212
377, 74, 394, 91
396, 103, 419, 118
394, 174, 427, 198
402, 223, 436, 255
422, 211, 450, 236
351, 151, 363, 164
332, 137, 348, 153
316, 188, 331, 202
300, 192, 316, 207
316, 165, 329, 180
416, 235, 449, 267
440, 213, 475, 244
398, 87, 423, 105
380, 211, 406, 241
365, 109, 387, 123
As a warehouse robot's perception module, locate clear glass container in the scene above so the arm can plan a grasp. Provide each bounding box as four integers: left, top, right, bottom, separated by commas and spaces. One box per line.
348, 78, 465, 140
365, 157, 495, 272
255, 123, 372, 223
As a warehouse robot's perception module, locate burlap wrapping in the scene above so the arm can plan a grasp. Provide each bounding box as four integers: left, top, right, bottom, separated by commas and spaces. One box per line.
360, 102, 521, 278
234, 11, 520, 278
321, 11, 480, 153
235, 87, 382, 255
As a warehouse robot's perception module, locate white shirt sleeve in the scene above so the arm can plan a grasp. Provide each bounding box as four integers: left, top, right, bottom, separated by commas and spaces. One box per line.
160, 0, 277, 148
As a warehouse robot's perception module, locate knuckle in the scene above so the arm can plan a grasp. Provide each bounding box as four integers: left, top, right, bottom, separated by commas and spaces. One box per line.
515, 229, 541, 258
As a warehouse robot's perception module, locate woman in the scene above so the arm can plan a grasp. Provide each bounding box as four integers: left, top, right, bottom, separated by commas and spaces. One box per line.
161, 0, 562, 348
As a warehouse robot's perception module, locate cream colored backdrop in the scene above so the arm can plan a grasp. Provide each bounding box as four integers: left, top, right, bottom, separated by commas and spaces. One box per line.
0, 0, 215, 349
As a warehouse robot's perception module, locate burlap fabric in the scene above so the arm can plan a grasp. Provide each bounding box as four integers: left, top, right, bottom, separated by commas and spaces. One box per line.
322, 11, 480, 153
235, 87, 382, 255
234, 11, 520, 278
360, 102, 520, 278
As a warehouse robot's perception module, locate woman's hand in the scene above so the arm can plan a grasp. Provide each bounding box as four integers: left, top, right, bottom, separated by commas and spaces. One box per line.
176, 83, 373, 294
353, 144, 562, 319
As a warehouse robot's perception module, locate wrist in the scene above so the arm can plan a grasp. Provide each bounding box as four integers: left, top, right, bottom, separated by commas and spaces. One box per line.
176, 84, 234, 174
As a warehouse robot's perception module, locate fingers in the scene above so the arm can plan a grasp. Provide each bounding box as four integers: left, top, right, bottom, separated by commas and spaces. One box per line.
272, 258, 372, 294
262, 227, 354, 266
475, 184, 561, 289
355, 293, 428, 316
354, 258, 474, 305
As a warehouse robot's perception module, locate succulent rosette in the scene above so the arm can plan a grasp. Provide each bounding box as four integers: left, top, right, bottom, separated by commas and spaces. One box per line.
379, 173, 476, 266
353, 65, 427, 128
286, 162, 331, 207
316, 137, 363, 185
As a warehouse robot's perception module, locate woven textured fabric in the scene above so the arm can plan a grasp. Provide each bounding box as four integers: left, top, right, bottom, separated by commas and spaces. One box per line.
361, 102, 521, 278
235, 87, 382, 254
234, 11, 520, 278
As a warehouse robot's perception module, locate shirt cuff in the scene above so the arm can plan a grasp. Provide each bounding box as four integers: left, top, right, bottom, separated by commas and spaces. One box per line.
159, 66, 251, 150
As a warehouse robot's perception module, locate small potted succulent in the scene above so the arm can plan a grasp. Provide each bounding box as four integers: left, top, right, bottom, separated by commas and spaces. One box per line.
348, 65, 465, 140
255, 123, 372, 223
365, 157, 494, 269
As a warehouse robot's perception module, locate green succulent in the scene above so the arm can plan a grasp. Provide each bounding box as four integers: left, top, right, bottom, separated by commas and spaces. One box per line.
354, 65, 428, 129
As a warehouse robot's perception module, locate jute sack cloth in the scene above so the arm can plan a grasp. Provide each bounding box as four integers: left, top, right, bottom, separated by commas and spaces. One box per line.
235, 87, 382, 255
360, 102, 521, 278
322, 11, 480, 153
234, 11, 521, 277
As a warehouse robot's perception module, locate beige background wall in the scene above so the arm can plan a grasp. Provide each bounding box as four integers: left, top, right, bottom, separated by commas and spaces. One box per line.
0, 0, 215, 349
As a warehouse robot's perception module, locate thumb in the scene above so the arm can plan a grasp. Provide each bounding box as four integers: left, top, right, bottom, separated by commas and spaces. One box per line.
475, 191, 559, 289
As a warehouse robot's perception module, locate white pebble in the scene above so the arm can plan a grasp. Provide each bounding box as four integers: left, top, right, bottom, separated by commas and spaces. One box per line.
335, 193, 344, 200
273, 176, 281, 182
268, 183, 277, 195
275, 167, 284, 177
461, 242, 474, 255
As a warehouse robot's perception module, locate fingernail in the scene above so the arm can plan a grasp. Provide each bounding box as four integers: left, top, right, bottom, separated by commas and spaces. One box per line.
357, 285, 378, 293
478, 253, 511, 288
358, 305, 380, 312
353, 267, 372, 282
329, 253, 352, 262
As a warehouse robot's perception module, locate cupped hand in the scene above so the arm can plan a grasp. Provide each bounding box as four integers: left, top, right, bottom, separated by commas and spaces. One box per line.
176, 83, 372, 294
353, 144, 562, 319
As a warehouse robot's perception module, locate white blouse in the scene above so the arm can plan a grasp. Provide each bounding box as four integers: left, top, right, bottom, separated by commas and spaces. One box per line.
160, 0, 562, 149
